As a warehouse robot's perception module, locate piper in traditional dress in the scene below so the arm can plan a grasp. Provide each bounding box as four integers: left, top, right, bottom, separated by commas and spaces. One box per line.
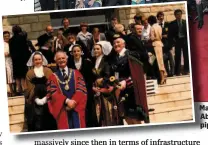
47, 50, 87, 129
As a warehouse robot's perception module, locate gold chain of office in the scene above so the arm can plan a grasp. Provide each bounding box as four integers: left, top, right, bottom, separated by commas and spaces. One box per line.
54, 69, 73, 91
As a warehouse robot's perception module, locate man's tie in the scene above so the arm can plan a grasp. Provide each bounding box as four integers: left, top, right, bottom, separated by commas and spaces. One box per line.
159, 23, 163, 28
62, 69, 68, 80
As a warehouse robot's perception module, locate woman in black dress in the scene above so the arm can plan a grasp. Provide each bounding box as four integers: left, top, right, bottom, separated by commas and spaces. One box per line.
25, 51, 57, 131
9, 25, 31, 94
91, 41, 122, 126
67, 44, 98, 127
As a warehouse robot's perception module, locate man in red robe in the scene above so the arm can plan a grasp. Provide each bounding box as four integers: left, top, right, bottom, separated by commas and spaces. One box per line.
47, 50, 87, 129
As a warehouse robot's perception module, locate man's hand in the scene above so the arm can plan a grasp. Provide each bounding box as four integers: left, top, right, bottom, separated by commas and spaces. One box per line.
118, 80, 126, 91
4, 52, 9, 57
66, 99, 77, 109
162, 34, 167, 38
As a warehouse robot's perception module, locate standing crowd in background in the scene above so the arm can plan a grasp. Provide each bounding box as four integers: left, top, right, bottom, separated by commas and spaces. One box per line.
3, 9, 189, 131
35, 0, 191, 11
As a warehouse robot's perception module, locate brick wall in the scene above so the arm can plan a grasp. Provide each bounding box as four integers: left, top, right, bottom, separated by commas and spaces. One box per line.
116, 3, 186, 28
2, 14, 51, 40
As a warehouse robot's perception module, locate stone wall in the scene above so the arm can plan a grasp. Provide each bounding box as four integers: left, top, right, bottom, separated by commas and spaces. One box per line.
2, 14, 51, 40
116, 3, 186, 28
2, 3, 186, 41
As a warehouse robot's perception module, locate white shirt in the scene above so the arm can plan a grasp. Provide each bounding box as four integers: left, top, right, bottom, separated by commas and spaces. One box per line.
158, 21, 165, 28
34, 66, 44, 78
68, 41, 76, 52
118, 48, 127, 57
59, 66, 68, 76
41, 46, 49, 50
142, 24, 151, 40
74, 57, 82, 70
95, 54, 104, 69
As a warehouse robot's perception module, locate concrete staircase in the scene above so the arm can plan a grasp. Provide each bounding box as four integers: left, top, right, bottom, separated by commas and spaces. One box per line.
8, 75, 193, 132
148, 75, 193, 123
8, 96, 25, 133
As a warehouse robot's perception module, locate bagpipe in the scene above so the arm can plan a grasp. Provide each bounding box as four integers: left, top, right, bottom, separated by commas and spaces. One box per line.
92, 76, 129, 119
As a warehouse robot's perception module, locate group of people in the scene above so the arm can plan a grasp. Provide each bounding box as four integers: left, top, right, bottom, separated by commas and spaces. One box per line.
4, 9, 189, 131
36, 0, 188, 11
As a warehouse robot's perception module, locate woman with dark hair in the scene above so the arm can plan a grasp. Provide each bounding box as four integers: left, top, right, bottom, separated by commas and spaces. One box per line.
3, 31, 15, 96
89, 27, 106, 51
68, 44, 97, 127
148, 16, 167, 84
9, 25, 31, 95
24, 51, 57, 131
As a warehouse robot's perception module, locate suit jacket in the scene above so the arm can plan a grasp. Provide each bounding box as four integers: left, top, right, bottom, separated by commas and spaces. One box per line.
161, 21, 170, 52
60, 27, 69, 37
168, 19, 187, 47
127, 33, 149, 63
105, 27, 116, 45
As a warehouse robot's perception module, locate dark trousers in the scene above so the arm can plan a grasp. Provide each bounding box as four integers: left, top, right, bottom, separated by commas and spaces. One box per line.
105, 0, 128, 6
196, 3, 204, 23
39, 0, 54, 10
175, 38, 189, 75
59, 0, 75, 9
164, 51, 175, 76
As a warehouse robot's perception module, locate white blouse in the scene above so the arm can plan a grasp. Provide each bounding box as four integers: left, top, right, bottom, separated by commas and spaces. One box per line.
74, 57, 82, 70
34, 66, 44, 78
95, 55, 104, 69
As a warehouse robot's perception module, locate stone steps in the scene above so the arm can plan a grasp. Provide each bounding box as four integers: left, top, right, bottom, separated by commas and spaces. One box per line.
148, 75, 193, 123
160, 75, 190, 86
149, 106, 193, 123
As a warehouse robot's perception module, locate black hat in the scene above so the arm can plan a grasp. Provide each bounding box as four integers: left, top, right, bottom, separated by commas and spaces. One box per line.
35, 33, 53, 47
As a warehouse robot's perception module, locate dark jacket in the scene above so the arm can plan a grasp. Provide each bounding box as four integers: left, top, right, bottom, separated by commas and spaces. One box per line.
168, 19, 187, 47
127, 33, 149, 63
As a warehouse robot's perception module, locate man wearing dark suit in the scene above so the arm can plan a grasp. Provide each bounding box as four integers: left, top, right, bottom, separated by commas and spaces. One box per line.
157, 11, 175, 77
60, 18, 72, 37
105, 17, 118, 45
168, 9, 189, 75
36, 25, 54, 48
127, 24, 150, 75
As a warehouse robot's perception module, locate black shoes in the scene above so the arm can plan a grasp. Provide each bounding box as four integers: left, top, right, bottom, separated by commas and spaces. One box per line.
198, 21, 204, 30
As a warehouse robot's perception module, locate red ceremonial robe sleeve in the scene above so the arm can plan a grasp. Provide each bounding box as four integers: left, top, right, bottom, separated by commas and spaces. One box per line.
47, 74, 67, 121
72, 70, 87, 127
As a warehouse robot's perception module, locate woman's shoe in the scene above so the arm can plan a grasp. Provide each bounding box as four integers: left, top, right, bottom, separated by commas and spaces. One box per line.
160, 78, 167, 85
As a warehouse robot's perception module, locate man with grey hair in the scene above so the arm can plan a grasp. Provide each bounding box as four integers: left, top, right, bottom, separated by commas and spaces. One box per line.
109, 35, 149, 125
47, 50, 87, 129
